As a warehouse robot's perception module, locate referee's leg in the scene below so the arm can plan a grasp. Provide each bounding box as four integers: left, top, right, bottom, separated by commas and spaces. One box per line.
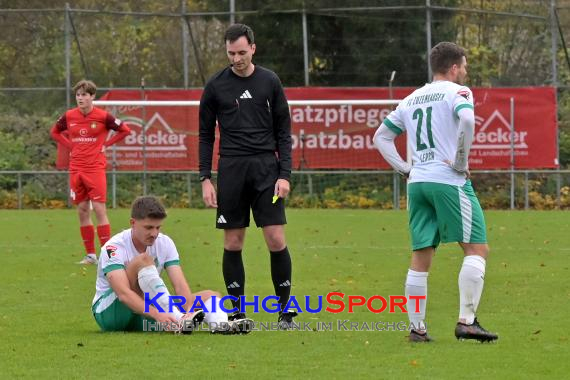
223, 229, 246, 313
262, 226, 292, 313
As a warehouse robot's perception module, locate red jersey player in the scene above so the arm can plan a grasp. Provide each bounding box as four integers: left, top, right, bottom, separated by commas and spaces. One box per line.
51, 80, 131, 264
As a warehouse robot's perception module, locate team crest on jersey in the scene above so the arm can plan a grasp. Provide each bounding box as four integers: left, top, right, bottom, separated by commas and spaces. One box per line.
106, 245, 117, 258
91, 122, 97, 129
457, 89, 470, 100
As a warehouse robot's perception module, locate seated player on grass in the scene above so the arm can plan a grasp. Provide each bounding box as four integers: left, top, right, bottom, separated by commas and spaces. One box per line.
91, 195, 253, 334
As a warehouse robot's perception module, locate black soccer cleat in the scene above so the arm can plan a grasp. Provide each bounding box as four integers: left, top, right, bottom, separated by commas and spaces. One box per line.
177, 309, 205, 334
278, 310, 298, 330
455, 318, 498, 342
408, 329, 433, 343
230, 317, 255, 334
224, 311, 254, 334
228, 311, 247, 322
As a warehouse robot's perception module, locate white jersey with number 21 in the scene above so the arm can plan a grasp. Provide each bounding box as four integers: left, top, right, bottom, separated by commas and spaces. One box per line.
383, 80, 474, 186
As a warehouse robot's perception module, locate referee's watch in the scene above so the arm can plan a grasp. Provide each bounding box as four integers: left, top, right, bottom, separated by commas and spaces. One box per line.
199, 175, 211, 182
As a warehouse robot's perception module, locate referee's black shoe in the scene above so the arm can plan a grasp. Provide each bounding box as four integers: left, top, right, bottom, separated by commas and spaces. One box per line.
227, 311, 254, 334
455, 318, 498, 342
278, 310, 298, 330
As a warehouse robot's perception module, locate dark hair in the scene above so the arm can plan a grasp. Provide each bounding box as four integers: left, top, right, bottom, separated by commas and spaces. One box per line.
73, 79, 97, 95
131, 196, 167, 220
224, 23, 254, 44
430, 42, 466, 75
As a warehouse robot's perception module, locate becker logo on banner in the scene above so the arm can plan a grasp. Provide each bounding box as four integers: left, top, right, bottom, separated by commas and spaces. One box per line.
107, 112, 189, 169
120, 113, 187, 151
473, 110, 528, 149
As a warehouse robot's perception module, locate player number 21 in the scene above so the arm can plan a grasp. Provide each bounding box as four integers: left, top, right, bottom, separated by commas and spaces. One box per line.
413, 106, 435, 151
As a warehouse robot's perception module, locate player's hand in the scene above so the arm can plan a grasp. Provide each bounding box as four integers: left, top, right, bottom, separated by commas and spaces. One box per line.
399, 170, 410, 179
201, 179, 218, 208
274, 179, 290, 200
150, 311, 179, 331
443, 160, 471, 179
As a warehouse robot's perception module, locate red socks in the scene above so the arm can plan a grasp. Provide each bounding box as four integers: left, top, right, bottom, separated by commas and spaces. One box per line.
80, 224, 111, 255
97, 224, 111, 246
80, 225, 95, 254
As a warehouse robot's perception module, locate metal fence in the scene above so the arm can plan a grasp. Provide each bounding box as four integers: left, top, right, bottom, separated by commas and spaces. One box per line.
1, 1, 568, 104
1, 170, 568, 210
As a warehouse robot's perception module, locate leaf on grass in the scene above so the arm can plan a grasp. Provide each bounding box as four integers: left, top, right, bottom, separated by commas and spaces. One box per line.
533, 330, 541, 335
410, 360, 419, 367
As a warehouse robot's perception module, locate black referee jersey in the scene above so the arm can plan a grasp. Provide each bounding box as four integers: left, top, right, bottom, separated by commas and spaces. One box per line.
199, 65, 292, 180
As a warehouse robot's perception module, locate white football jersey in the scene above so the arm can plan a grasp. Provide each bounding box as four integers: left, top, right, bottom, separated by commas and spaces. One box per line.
92, 229, 180, 305
384, 80, 474, 186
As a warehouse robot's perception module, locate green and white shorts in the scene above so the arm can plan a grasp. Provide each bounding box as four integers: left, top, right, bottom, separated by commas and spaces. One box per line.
92, 289, 151, 332
407, 180, 487, 251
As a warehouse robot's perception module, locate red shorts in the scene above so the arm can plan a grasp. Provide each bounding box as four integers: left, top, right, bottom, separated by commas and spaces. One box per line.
69, 171, 107, 205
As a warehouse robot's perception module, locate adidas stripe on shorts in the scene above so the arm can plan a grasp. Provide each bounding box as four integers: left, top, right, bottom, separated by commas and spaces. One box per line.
407, 180, 487, 250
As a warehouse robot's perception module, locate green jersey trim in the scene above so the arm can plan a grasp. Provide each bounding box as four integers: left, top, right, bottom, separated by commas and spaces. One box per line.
103, 264, 126, 274
164, 259, 180, 268
384, 118, 403, 135
454, 103, 474, 117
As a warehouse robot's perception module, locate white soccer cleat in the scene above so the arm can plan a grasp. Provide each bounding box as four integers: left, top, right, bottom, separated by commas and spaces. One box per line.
77, 255, 98, 265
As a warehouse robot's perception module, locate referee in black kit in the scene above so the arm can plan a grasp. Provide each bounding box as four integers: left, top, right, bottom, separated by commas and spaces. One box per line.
199, 24, 296, 329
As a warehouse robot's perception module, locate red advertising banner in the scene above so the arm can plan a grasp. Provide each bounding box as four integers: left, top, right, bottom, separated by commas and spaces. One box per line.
468, 87, 558, 169
56, 87, 558, 170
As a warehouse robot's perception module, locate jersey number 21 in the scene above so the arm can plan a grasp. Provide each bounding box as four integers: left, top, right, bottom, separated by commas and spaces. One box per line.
413, 106, 435, 151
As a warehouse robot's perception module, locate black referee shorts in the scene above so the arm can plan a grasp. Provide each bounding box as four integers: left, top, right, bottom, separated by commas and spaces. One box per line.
216, 153, 287, 229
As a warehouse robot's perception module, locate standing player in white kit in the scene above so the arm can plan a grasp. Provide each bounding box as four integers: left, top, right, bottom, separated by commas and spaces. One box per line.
374, 42, 498, 343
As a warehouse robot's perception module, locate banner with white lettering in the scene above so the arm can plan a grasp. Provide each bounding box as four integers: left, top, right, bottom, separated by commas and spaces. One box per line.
55, 87, 558, 170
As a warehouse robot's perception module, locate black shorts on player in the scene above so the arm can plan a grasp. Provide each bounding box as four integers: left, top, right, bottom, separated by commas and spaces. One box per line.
216, 153, 286, 229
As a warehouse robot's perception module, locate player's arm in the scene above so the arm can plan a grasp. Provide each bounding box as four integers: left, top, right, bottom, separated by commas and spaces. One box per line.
104, 114, 131, 146
165, 265, 196, 312
106, 269, 174, 322
450, 107, 475, 173
50, 114, 72, 149
373, 123, 411, 175
199, 82, 218, 207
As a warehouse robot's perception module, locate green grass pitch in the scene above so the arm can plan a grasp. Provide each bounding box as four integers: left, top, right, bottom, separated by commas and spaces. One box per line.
0, 209, 568, 378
